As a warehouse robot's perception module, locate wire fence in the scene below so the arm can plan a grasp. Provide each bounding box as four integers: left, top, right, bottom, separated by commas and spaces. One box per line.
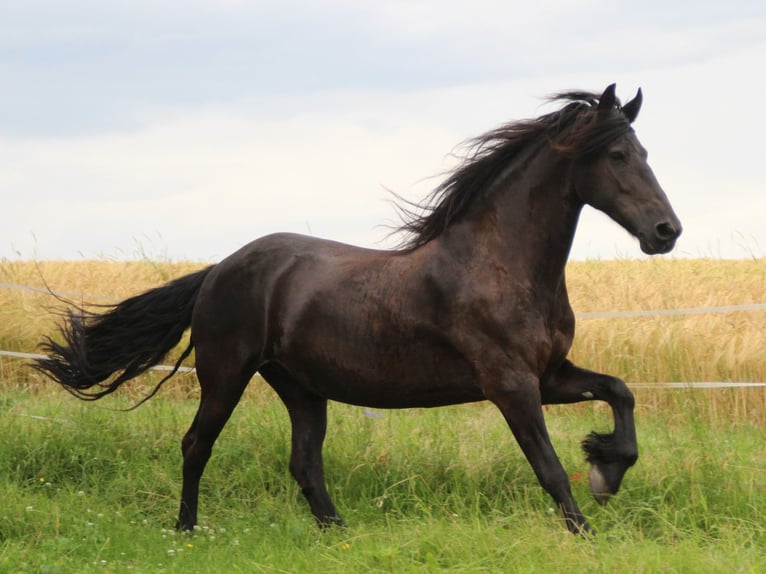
2, 280, 765, 389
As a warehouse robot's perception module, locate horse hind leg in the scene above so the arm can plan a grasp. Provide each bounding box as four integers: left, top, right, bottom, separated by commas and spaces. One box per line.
176, 357, 255, 531
260, 363, 343, 528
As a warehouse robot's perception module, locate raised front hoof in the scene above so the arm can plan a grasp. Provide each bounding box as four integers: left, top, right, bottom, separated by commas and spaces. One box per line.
581, 431, 636, 504
589, 465, 613, 506
587, 459, 633, 505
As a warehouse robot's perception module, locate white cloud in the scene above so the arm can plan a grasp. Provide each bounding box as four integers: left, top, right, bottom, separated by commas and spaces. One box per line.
2, 98, 463, 259
2, 1, 765, 261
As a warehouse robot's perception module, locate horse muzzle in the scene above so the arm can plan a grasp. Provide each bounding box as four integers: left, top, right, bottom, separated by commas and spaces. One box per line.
639, 220, 682, 255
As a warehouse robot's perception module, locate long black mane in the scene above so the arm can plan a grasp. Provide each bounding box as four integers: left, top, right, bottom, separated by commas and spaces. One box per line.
396, 90, 633, 250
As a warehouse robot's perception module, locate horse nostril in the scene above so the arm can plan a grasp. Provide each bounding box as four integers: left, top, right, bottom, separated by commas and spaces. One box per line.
655, 221, 678, 240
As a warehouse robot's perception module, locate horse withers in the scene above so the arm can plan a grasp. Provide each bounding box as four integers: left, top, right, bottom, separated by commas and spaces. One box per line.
33, 84, 681, 535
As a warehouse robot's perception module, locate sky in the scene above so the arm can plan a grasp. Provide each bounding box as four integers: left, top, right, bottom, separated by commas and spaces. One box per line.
2, 1, 765, 262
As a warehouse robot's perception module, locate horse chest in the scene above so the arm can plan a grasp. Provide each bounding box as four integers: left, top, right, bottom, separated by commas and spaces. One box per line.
461, 291, 575, 378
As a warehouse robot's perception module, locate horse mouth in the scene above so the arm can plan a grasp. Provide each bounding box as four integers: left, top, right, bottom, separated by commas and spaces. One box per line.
639, 237, 677, 255
638, 235, 678, 255
639, 219, 682, 255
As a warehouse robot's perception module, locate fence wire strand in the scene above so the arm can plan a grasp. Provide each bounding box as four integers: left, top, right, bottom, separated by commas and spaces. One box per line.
2, 281, 765, 388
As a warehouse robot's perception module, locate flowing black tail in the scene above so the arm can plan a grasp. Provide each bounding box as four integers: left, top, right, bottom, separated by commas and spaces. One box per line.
31, 266, 214, 402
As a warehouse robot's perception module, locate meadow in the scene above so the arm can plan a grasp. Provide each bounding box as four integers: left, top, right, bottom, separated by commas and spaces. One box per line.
0, 257, 764, 572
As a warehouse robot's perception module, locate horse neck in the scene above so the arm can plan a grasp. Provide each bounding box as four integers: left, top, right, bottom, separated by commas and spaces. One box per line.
446, 147, 582, 286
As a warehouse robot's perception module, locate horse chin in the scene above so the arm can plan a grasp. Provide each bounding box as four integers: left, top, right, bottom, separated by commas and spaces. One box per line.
639, 237, 677, 255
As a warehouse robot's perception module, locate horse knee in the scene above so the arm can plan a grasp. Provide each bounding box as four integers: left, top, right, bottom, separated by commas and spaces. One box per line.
607, 377, 635, 409
181, 432, 195, 456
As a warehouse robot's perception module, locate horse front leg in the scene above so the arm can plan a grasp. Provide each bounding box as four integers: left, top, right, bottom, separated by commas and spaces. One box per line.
540, 359, 638, 505
485, 373, 591, 535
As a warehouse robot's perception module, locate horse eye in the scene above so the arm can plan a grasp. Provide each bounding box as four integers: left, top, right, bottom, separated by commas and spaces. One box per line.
608, 150, 627, 162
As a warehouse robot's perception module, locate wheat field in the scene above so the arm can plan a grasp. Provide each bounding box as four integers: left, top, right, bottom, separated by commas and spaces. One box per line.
1, 257, 765, 424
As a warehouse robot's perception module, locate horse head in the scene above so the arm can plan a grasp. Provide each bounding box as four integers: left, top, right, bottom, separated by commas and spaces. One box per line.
571, 84, 682, 255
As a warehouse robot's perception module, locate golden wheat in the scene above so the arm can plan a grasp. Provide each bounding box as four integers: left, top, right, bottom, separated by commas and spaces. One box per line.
2, 257, 764, 424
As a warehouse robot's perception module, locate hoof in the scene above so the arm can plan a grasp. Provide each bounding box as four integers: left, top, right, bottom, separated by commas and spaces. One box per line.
175, 520, 195, 532
589, 465, 613, 506
560, 507, 595, 537
317, 515, 346, 529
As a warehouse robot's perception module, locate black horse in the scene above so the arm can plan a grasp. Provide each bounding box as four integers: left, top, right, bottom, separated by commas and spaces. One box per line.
33, 84, 681, 535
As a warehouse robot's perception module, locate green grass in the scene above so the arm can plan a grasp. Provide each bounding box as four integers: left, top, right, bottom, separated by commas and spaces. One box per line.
2, 258, 764, 571
1, 384, 764, 573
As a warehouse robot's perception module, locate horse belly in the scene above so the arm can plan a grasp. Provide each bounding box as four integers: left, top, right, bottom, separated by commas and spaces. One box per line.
298, 370, 484, 409
275, 335, 484, 409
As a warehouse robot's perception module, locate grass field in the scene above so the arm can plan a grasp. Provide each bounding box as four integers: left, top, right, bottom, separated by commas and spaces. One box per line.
1, 257, 765, 572
1, 390, 764, 573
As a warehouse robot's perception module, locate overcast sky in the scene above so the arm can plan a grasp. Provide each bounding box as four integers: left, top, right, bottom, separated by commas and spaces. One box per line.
2, 1, 765, 262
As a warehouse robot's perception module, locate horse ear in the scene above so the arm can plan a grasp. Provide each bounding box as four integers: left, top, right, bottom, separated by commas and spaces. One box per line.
598, 83, 617, 112
622, 88, 643, 123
